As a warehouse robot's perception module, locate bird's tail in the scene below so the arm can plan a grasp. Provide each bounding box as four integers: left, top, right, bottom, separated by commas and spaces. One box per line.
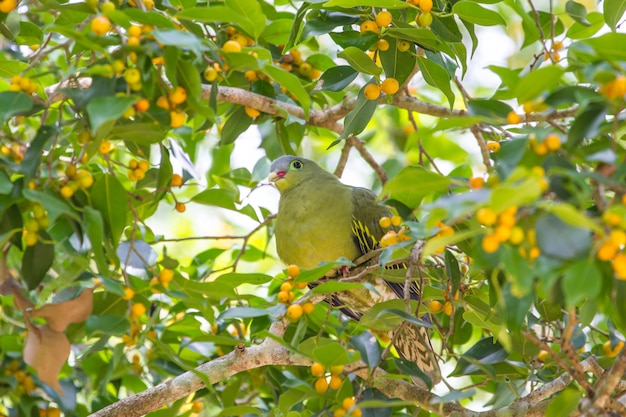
391, 323, 441, 389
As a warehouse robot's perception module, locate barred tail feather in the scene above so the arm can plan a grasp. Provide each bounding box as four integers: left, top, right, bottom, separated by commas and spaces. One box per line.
391, 323, 441, 388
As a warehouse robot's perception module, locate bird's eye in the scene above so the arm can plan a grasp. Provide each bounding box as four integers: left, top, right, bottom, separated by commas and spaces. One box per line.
291, 160, 303, 170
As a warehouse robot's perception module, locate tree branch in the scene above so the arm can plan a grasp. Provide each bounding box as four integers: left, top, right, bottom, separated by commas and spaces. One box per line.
200, 85, 347, 134
581, 345, 626, 417
87, 284, 619, 417
88, 321, 296, 417
334, 138, 354, 178
45, 79, 579, 142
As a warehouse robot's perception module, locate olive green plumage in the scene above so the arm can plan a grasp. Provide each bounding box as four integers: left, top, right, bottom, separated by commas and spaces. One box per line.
269, 155, 389, 269
270, 155, 441, 388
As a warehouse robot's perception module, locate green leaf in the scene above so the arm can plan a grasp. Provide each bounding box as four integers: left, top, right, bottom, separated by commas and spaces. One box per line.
502, 247, 534, 298
382, 165, 450, 209
0, 203, 22, 249
431, 14, 463, 43
156, 145, 174, 192
22, 189, 78, 222
339, 82, 378, 140
311, 281, 365, 294
519, 10, 564, 48
110, 123, 168, 145
20, 125, 55, 180
451, 338, 508, 376
15, 21, 42, 45
225, 0, 266, 40
359, 300, 422, 331
417, 56, 455, 108
535, 214, 592, 261
566, 12, 604, 39
0, 171, 11, 195
323, 0, 408, 8
262, 19, 293, 44
91, 174, 128, 247
21, 230, 54, 290
86, 96, 136, 138
178, 280, 238, 300
430, 388, 476, 404
303, 12, 359, 38
487, 65, 522, 92
152, 29, 208, 57
192, 188, 238, 209
565, 0, 590, 25
214, 273, 273, 286
176, 6, 238, 24
378, 308, 431, 328
177, 59, 202, 99
611, 280, 626, 334
463, 297, 507, 348
329, 31, 378, 51
490, 176, 543, 213
283, 2, 309, 51
544, 85, 602, 108
379, 37, 417, 86
263, 64, 310, 119
453, 1, 506, 26
394, 358, 432, 388
562, 260, 601, 307
222, 52, 259, 73
312, 341, 350, 367
220, 107, 253, 146
566, 102, 608, 148
338, 46, 382, 76
294, 261, 350, 284
603, 0, 626, 31
496, 147, 526, 179
86, 315, 130, 337
502, 283, 533, 332
84, 207, 109, 277
539, 202, 602, 233
514, 66, 564, 103
445, 250, 461, 293
0, 58, 28, 79
218, 306, 283, 320
123, 9, 176, 28
546, 386, 582, 417
350, 331, 381, 367
218, 406, 263, 417
386, 28, 439, 51
582, 33, 626, 60
318, 66, 358, 92
467, 99, 512, 119
0, 91, 33, 125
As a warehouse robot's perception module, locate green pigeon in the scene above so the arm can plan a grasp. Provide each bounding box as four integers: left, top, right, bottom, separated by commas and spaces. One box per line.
269, 155, 441, 388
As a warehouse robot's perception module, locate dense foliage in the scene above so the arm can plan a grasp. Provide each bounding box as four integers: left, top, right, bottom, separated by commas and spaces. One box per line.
1, 0, 626, 415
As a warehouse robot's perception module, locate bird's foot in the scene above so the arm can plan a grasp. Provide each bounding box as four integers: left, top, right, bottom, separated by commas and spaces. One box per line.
341, 265, 350, 277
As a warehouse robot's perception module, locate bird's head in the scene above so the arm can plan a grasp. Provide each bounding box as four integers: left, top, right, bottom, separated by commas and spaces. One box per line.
269, 156, 326, 193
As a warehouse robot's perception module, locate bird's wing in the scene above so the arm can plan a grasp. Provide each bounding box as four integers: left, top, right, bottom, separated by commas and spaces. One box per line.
350, 187, 391, 255
348, 187, 441, 386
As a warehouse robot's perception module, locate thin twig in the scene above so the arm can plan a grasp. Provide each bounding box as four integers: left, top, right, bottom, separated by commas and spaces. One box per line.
347, 137, 388, 184
334, 139, 354, 178
471, 125, 492, 169
231, 215, 276, 272
561, 308, 593, 392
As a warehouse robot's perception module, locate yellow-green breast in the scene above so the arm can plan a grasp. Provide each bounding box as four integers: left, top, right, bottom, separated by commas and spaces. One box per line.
275, 175, 359, 269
